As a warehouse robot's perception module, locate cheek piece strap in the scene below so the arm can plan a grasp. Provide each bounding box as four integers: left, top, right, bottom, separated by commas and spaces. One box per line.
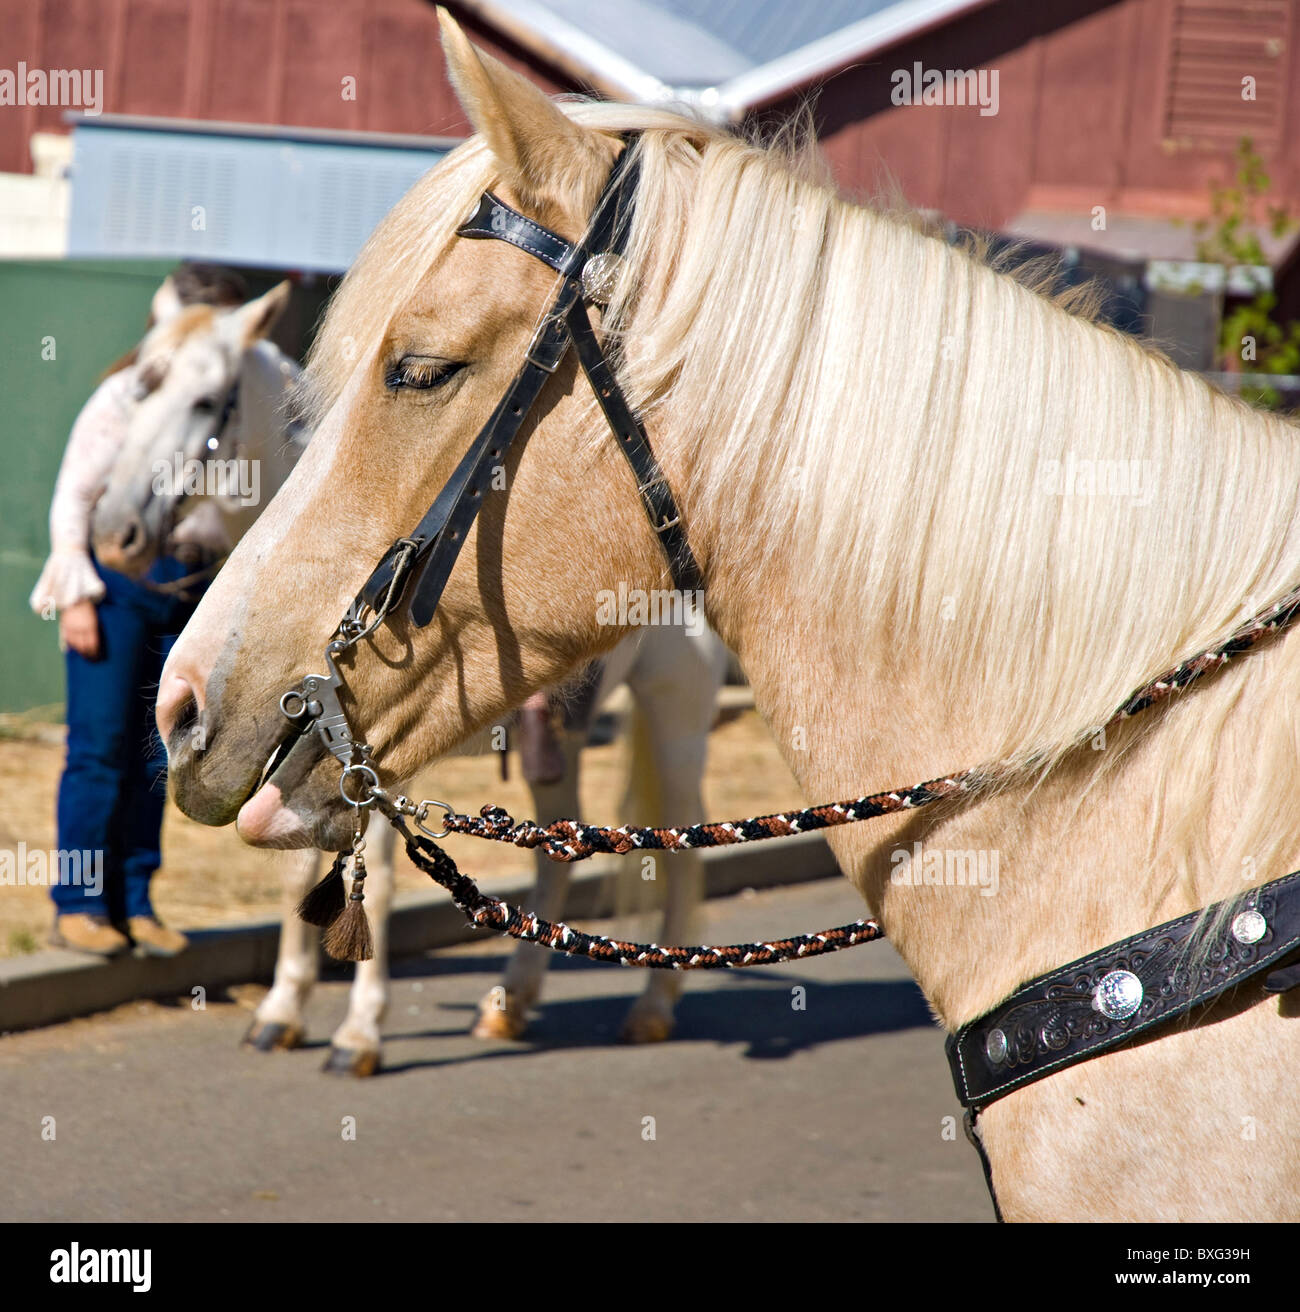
352, 132, 701, 635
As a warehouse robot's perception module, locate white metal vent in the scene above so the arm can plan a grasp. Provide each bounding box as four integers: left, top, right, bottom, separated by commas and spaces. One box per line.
69, 118, 453, 273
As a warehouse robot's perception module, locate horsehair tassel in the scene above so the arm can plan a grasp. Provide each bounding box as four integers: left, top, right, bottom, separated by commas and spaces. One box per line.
297, 852, 347, 927
322, 851, 374, 962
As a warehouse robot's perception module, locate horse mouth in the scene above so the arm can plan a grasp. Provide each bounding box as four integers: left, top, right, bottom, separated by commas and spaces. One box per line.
233, 721, 353, 849
164, 657, 371, 850
254, 726, 299, 794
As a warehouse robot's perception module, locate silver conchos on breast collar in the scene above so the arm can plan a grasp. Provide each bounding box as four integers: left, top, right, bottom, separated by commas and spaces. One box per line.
279, 134, 700, 800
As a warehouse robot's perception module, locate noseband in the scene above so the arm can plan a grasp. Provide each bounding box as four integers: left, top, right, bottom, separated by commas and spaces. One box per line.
280, 135, 698, 793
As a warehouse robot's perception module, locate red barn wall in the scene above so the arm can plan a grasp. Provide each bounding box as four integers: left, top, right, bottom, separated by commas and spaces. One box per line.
0, 0, 577, 173
803, 0, 1300, 229
3, 0, 1296, 236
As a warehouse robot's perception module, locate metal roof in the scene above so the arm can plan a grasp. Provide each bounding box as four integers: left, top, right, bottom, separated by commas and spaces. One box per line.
534, 0, 888, 84
65, 116, 454, 273
458, 0, 995, 120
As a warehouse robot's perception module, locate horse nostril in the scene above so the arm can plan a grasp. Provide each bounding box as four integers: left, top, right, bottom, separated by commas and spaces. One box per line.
156, 673, 203, 748
173, 690, 198, 736
119, 514, 144, 556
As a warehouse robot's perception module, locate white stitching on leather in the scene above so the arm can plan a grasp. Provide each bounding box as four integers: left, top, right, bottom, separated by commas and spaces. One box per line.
472, 193, 570, 270
958, 870, 1300, 1103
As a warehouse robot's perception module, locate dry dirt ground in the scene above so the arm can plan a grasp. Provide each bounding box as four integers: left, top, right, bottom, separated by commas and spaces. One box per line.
0, 706, 800, 955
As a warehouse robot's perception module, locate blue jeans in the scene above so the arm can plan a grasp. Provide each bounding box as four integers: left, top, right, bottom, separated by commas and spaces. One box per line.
53, 556, 204, 921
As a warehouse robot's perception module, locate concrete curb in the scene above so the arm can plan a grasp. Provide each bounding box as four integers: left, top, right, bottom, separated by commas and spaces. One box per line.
0, 832, 840, 1032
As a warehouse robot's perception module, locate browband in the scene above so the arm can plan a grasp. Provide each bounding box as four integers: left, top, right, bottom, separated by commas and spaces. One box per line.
456, 191, 582, 275
356, 135, 702, 631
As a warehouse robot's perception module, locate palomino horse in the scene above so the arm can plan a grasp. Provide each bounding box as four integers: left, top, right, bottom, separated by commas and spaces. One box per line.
90, 287, 725, 1070
157, 13, 1300, 1216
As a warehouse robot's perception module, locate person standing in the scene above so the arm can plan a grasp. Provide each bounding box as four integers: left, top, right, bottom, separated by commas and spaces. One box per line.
30, 264, 251, 956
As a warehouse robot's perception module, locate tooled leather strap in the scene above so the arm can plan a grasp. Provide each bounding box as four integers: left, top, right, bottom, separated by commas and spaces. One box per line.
947, 867, 1300, 1111
456, 191, 581, 275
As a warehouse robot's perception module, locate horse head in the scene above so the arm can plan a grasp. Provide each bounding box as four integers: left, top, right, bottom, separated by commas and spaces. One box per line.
157, 14, 704, 850
92, 280, 297, 578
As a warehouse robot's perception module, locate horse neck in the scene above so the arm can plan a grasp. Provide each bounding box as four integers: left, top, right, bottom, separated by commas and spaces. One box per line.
710, 567, 1300, 1023
654, 210, 1300, 1025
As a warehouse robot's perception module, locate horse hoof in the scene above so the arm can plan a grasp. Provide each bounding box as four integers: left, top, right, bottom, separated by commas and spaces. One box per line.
242, 1019, 304, 1052
322, 1046, 380, 1077
621, 1011, 675, 1044
471, 1002, 530, 1041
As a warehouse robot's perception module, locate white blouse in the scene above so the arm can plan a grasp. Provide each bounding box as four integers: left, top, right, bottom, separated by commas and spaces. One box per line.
28, 365, 227, 614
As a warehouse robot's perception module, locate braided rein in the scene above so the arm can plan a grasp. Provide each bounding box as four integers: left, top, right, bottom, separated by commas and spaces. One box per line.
388, 804, 882, 969
305, 580, 1300, 964
423, 580, 1300, 861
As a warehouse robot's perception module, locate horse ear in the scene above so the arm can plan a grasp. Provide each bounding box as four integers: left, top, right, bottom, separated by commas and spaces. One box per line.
151, 276, 183, 325
437, 7, 616, 215
226, 280, 291, 348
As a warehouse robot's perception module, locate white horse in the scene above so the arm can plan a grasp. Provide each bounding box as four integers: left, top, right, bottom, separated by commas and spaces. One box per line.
91, 292, 727, 1073
469, 625, 728, 1046
90, 280, 306, 578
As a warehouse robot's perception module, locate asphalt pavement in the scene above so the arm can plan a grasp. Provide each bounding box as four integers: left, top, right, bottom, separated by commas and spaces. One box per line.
0, 877, 992, 1223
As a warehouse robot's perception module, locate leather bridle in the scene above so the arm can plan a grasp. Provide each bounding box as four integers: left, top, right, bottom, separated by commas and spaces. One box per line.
279, 134, 698, 798
139, 378, 242, 602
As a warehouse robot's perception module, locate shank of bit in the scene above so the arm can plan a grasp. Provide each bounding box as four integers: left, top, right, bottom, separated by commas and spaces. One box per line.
281, 643, 364, 768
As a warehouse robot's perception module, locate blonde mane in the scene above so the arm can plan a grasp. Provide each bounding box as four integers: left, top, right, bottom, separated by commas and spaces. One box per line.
311, 100, 1300, 900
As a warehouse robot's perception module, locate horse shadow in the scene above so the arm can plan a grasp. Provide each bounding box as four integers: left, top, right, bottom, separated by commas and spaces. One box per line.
354, 950, 934, 1076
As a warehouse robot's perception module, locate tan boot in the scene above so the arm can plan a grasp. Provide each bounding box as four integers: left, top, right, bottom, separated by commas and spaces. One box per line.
127, 916, 189, 957
49, 914, 130, 957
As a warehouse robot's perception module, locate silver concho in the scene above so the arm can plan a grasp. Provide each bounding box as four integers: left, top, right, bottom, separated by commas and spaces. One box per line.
1094, 969, 1143, 1020
1231, 908, 1267, 945
985, 1028, 1008, 1064
581, 251, 625, 305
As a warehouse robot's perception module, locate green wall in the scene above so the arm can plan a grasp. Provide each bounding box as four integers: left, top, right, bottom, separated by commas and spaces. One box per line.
0, 259, 174, 715
0, 259, 333, 715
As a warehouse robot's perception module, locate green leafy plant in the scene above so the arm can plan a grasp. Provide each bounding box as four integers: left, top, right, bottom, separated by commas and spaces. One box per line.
7, 928, 39, 956
1192, 138, 1300, 408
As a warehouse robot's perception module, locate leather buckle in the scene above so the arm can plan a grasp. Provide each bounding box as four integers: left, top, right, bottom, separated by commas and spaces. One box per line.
525, 311, 574, 373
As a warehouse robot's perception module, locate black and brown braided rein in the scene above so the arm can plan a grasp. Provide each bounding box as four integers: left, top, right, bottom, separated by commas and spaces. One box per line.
397, 818, 882, 969
426, 581, 1300, 862
309, 580, 1300, 964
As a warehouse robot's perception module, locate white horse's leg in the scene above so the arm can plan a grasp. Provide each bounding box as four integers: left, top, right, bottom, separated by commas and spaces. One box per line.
471, 732, 583, 1039
621, 626, 727, 1043
244, 849, 322, 1052
323, 819, 396, 1077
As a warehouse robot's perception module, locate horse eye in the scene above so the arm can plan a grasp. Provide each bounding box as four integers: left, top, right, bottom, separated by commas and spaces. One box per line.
385, 357, 464, 392
193, 396, 218, 414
